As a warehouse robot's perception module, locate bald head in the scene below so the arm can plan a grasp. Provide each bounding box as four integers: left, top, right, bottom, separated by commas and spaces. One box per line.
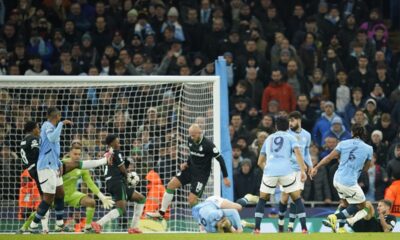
189, 124, 202, 143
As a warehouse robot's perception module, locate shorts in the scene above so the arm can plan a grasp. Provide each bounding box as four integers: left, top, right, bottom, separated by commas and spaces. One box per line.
64, 191, 86, 208
280, 171, 304, 192
28, 168, 43, 196
107, 180, 135, 202
176, 169, 208, 197
205, 196, 224, 208
333, 181, 365, 204
37, 168, 63, 194
260, 172, 300, 194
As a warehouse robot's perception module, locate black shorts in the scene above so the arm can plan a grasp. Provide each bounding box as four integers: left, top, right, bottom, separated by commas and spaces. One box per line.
28, 168, 43, 196
106, 180, 135, 202
176, 169, 208, 197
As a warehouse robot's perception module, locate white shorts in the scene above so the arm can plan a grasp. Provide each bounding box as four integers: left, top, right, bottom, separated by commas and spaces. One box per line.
279, 171, 304, 192
205, 196, 224, 208
260, 172, 301, 194
38, 168, 63, 194
333, 181, 365, 204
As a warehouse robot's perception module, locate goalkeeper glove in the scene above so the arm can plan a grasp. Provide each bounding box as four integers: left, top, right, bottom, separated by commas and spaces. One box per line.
97, 192, 115, 209
104, 147, 114, 165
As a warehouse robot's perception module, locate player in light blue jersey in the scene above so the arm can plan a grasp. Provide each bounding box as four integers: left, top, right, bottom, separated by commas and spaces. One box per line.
192, 196, 252, 233
311, 124, 373, 233
29, 107, 73, 233
254, 116, 308, 234
278, 111, 314, 232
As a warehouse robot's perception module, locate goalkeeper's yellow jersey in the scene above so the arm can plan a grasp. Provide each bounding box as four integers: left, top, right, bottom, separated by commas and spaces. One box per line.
62, 156, 100, 196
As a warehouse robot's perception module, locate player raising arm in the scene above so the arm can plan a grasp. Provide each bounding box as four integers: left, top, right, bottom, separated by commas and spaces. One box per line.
311, 124, 373, 233
61, 142, 114, 233
91, 134, 146, 234
254, 116, 308, 234
28, 107, 73, 233
147, 124, 230, 219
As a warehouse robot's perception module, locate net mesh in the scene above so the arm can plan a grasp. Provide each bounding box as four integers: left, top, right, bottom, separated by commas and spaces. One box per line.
0, 77, 217, 233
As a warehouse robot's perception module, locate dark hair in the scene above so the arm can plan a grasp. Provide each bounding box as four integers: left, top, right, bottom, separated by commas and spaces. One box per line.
352, 87, 363, 93
351, 123, 366, 139
379, 199, 393, 209
276, 116, 289, 131
47, 107, 60, 118
105, 134, 118, 145
288, 111, 302, 120
24, 121, 38, 133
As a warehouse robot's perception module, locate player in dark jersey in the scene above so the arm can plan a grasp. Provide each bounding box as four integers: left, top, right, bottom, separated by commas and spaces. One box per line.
147, 123, 231, 219
91, 134, 146, 234
351, 200, 397, 232
20, 121, 41, 194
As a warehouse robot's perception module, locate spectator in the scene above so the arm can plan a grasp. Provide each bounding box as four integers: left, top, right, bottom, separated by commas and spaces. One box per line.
286, 4, 306, 41
230, 112, 250, 143
369, 83, 392, 113
183, 8, 203, 53
202, 17, 226, 61
244, 106, 261, 132
343, 87, 365, 129
364, 98, 381, 126
68, 2, 92, 32
320, 135, 340, 201
286, 59, 307, 97
261, 5, 285, 44
322, 47, 344, 85
374, 63, 394, 98
337, 14, 357, 57
295, 94, 317, 133
375, 113, 397, 145
360, 8, 388, 41
348, 55, 375, 96
233, 158, 261, 201
334, 70, 351, 114
24, 54, 48, 75
322, 116, 351, 143
261, 69, 296, 114
249, 131, 268, 158
244, 67, 263, 109
232, 144, 244, 173
385, 178, 400, 217
161, 7, 184, 43
235, 136, 256, 166
312, 101, 341, 147
366, 153, 389, 202
308, 68, 328, 108
319, 5, 341, 46
387, 143, 400, 181
370, 130, 389, 168
298, 32, 322, 76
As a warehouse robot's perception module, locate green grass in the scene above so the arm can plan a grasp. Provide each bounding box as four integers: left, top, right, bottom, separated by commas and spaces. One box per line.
1, 233, 400, 240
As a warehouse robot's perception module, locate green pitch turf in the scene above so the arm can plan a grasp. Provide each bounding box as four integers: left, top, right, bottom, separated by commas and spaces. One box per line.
1, 233, 400, 240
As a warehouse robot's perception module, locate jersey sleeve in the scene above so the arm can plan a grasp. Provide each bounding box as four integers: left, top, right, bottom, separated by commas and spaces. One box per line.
386, 215, 397, 231
334, 141, 344, 153
113, 151, 125, 167
289, 135, 300, 150
81, 170, 100, 195
210, 141, 228, 178
367, 145, 373, 161
46, 122, 63, 143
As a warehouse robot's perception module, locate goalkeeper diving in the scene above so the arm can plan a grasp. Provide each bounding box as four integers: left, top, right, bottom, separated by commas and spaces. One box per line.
192, 196, 255, 233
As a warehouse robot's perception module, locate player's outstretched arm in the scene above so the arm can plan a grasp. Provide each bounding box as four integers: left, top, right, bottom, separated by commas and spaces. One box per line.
311, 149, 339, 177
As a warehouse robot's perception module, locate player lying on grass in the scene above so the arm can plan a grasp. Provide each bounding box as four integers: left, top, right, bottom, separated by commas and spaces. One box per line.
349, 200, 397, 232
311, 124, 373, 233
147, 124, 230, 219
91, 134, 146, 234
192, 196, 254, 233
19, 137, 114, 233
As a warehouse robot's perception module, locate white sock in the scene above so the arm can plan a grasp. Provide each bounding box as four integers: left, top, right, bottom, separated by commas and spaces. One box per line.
347, 209, 368, 226
85, 224, 91, 229
41, 210, 50, 232
160, 191, 174, 212
288, 222, 294, 229
30, 221, 38, 228
97, 209, 120, 226
56, 220, 64, 226
81, 158, 107, 169
131, 203, 145, 228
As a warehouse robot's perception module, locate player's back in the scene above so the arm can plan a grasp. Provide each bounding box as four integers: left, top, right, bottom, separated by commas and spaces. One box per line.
334, 138, 373, 186
288, 128, 312, 171
192, 201, 223, 233
37, 121, 61, 170
20, 134, 40, 169
262, 131, 299, 177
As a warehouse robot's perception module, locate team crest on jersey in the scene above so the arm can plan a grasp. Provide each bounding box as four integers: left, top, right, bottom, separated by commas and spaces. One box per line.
199, 146, 203, 151
296, 136, 301, 141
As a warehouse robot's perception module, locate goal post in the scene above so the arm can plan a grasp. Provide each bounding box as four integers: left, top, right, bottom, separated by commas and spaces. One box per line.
0, 75, 221, 233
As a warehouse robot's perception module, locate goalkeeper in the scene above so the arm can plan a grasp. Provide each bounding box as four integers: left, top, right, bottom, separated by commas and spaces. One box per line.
61, 142, 115, 233
91, 134, 146, 234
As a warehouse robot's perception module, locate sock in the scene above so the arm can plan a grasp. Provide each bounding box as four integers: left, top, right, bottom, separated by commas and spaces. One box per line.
160, 189, 174, 213
31, 200, 50, 227
97, 208, 121, 226
41, 210, 50, 232
21, 211, 36, 230
80, 158, 107, 169
236, 198, 248, 207
336, 204, 358, 220
54, 197, 64, 226
131, 200, 145, 228
335, 205, 346, 214
346, 208, 369, 226
294, 198, 307, 230
254, 198, 267, 230
288, 202, 296, 229
338, 219, 346, 228
278, 201, 287, 226
85, 207, 95, 227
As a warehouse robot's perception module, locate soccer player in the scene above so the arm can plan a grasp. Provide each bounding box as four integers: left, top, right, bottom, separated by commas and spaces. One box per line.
254, 116, 308, 234
278, 111, 313, 232
192, 196, 249, 233
311, 124, 373, 233
91, 134, 146, 234
61, 143, 114, 233
146, 124, 230, 219
28, 107, 73, 233
351, 200, 397, 232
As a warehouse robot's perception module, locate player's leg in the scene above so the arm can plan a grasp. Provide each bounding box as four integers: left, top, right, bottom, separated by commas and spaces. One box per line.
278, 191, 289, 232
54, 180, 67, 231
79, 196, 96, 232
287, 171, 305, 232
207, 196, 242, 211
128, 190, 146, 234
285, 173, 307, 233
336, 199, 349, 230
254, 175, 277, 232
29, 169, 56, 233
345, 201, 369, 226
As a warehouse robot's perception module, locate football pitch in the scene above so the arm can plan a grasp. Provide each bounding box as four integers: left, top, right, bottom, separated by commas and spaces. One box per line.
1, 233, 400, 240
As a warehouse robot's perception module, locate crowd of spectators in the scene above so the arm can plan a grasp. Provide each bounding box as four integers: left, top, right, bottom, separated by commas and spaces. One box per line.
0, 0, 400, 205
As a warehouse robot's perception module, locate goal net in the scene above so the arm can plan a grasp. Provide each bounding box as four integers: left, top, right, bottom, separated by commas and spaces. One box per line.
0, 76, 221, 233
